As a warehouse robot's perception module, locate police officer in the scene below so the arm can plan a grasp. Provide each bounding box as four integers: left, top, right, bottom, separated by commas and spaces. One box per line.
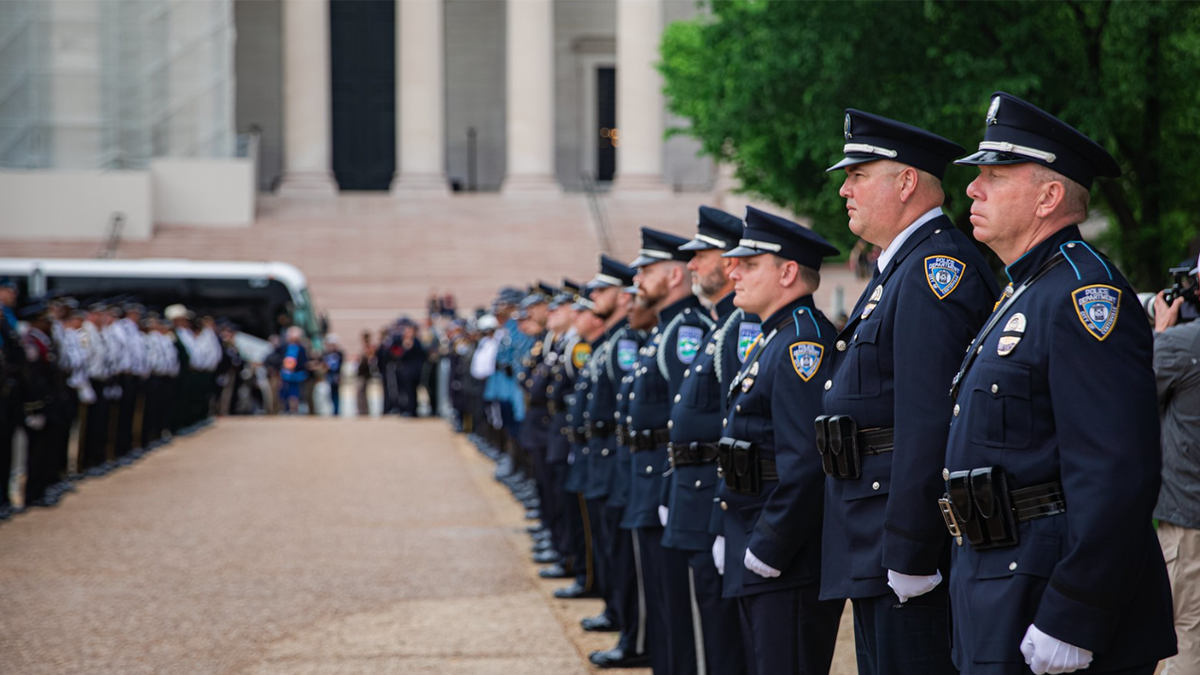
0, 278, 23, 518
624, 227, 712, 675
20, 298, 64, 507
716, 207, 843, 674
579, 256, 637, 634
821, 109, 999, 675
661, 205, 754, 675
944, 92, 1176, 675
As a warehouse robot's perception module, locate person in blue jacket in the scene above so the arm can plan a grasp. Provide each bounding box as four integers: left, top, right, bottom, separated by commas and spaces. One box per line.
943, 92, 1176, 675
820, 109, 999, 675
716, 206, 844, 675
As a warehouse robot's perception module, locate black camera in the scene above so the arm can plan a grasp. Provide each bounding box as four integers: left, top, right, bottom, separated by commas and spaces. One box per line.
1164, 265, 1199, 306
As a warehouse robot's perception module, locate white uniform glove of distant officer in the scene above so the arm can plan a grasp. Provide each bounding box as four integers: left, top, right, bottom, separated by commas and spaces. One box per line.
886, 569, 942, 603
712, 535, 725, 575
1020, 624, 1093, 674
658, 505, 669, 527
744, 548, 781, 578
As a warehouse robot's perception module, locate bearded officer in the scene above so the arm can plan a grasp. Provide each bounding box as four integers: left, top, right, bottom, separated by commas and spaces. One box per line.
661, 205, 755, 675
820, 109, 999, 675
944, 92, 1175, 675
715, 207, 844, 674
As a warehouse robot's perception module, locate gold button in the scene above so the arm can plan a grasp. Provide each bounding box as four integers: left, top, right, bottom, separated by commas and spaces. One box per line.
991, 384, 999, 394
872, 481, 880, 490
1009, 561, 1018, 571
645, 465, 653, 474
836, 340, 847, 352
1067, 242, 1076, 248
824, 380, 832, 391
695, 480, 702, 488
953, 404, 960, 416
674, 394, 681, 403
736, 404, 742, 412
722, 418, 727, 426
684, 370, 690, 378
696, 365, 703, 373
720, 501, 728, 511
942, 468, 950, 481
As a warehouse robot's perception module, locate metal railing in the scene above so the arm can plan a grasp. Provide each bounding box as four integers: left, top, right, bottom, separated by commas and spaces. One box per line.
581, 172, 615, 256
96, 212, 125, 259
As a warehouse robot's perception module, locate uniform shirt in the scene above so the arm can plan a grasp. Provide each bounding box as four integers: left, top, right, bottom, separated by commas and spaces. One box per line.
583, 319, 632, 501
83, 321, 113, 380
1153, 319, 1200, 529
821, 215, 998, 600
622, 295, 713, 530
662, 293, 760, 551
59, 327, 91, 393
945, 225, 1175, 672
118, 318, 150, 377
719, 295, 833, 597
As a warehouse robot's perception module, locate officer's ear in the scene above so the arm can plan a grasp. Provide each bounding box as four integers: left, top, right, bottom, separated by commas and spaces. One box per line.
897, 165, 920, 203
1034, 179, 1067, 219
777, 258, 799, 288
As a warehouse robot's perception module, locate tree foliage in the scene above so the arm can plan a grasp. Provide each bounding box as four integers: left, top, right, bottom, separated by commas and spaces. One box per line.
660, 0, 1200, 287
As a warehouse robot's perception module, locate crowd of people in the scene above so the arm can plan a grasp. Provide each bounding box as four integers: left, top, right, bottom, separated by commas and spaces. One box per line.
436, 93, 1191, 675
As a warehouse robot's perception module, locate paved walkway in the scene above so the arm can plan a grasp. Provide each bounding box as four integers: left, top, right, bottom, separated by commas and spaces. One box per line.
0, 418, 858, 674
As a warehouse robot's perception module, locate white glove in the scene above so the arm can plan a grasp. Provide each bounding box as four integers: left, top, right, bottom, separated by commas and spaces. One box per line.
78, 384, 97, 405
1020, 624, 1093, 674
658, 505, 669, 527
24, 414, 45, 431
887, 569, 943, 603
712, 536, 725, 576
744, 548, 781, 578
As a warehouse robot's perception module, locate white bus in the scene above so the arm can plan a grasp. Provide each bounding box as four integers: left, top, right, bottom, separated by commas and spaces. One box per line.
0, 258, 323, 347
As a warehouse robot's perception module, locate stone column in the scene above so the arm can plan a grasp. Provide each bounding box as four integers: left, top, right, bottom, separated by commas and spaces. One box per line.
501, 0, 559, 195
612, 0, 669, 195
391, 0, 450, 196
277, 0, 338, 196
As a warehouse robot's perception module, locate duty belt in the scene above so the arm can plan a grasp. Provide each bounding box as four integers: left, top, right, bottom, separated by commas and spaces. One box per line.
586, 420, 612, 440
717, 437, 778, 495
814, 415, 894, 480
615, 424, 629, 447
563, 425, 589, 444
629, 428, 671, 452
938, 466, 1065, 550
667, 442, 721, 467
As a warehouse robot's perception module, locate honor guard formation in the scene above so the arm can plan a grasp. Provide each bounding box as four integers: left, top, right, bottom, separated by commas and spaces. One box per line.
443, 92, 1183, 675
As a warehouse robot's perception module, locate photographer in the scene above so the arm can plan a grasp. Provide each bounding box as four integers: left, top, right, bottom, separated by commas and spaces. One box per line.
1153, 254, 1200, 674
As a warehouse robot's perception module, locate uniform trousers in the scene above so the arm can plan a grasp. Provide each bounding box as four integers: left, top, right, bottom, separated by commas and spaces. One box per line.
546, 461, 571, 557
115, 374, 137, 455
1159, 521, 1200, 675
23, 425, 54, 503
586, 496, 616, 620
852, 586, 955, 675
0, 390, 17, 507
687, 548, 746, 675
606, 506, 645, 655
638, 526, 697, 675
738, 585, 842, 675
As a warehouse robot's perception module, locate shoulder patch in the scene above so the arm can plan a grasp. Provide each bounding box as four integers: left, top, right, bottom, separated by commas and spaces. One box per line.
616, 339, 638, 372
1072, 284, 1121, 341
677, 326, 703, 364
737, 322, 762, 363
789, 341, 824, 381
925, 255, 965, 300
572, 343, 592, 369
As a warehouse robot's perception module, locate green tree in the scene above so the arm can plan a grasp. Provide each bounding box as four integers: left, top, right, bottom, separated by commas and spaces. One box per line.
660, 0, 1200, 288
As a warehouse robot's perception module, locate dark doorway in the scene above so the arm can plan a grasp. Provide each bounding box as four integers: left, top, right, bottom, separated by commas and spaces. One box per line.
596, 67, 616, 182
330, 0, 395, 190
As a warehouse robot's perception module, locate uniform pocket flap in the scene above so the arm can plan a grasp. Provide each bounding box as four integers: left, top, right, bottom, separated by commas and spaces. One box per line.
841, 455, 891, 501
976, 534, 1060, 580
972, 361, 1031, 400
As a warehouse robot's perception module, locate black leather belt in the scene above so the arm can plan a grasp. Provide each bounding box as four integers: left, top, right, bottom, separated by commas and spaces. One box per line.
668, 442, 720, 467
939, 468, 1065, 550
587, 420, 612, 439
716, 438, 777, 495
629, 428, 671, 452
615, 424, 629, 447
815, 415, 894, 480
563, 425, 589, 444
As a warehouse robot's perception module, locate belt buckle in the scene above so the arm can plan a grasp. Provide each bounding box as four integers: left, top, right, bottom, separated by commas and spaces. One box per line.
667, 444, 677, 468
938, 496, 963, 546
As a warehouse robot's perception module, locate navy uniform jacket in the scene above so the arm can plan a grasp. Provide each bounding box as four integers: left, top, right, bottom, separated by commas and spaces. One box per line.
945, 225, 1176, 673
583, 320, 631, 501
562, 333, 595, 494
610, 344, 642, 517
621, 295, 713, 530
719, 295, 834, 597
821, 214, 998, 600
519, 331, 553, 452
663, 293, 760, 551
549, 330, 583, 468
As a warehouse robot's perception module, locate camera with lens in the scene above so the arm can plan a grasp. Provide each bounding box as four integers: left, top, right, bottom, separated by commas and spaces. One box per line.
1144, 261, 1200, 324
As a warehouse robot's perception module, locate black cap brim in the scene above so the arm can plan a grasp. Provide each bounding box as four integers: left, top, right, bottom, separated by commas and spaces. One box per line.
825, 154, 881, 173
630, 255, 667, 268
954, 150, 1031, 167
678, 238, 719, 251
721, 246, 769, 259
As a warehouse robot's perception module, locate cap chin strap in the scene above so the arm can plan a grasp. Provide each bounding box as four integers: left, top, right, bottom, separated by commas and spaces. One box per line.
843, 143, 898, 158
978, 141, 1057, 163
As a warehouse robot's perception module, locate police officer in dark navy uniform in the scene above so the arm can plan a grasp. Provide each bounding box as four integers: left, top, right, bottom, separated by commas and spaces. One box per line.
715, 207, 844, 675
944, 92, 1176, 675
622, 227, 713, 675
579, 256, 638, 635
515, 287, 557, 565
821, 109, 999, 675
592, 285, 656, 669
661, 206, 755, 675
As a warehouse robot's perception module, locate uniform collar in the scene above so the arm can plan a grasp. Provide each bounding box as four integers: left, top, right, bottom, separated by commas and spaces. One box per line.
761, 294, 816, 335
657, 294, 704, 326
1004, 225, 1081, 285
602, 318, 628, 342
877, 207, 943, 273
714, 292, 737, 322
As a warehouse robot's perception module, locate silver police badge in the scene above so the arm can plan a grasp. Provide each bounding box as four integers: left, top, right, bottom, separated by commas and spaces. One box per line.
1073, 285, 1121, 341
987, 96, 1001, 125
844, 112, 853, 140
996, 312, 1026, 356
861, 284, 884, 319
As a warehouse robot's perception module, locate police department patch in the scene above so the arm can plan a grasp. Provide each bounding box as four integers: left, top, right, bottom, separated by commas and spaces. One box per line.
572, 343, 592, 369
677, 326, 703, 364
616, 339, 637, 372
790, 342, 824, 381
925, 256, 965, 300
1072, 285, 1121, 341
738, 322, 762, 363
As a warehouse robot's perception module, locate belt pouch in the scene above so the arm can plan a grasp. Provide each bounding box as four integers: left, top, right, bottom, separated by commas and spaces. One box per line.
732, 440, 760, 495
814, 415, 835, 477
971, 467, 1019, 549
831, 415, 861, 479
947, 470, 986, 546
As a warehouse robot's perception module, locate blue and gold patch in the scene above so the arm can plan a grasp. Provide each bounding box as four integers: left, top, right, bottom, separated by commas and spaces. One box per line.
1072, 284, 1120, 341
571, 342, 592, 369
737, 322, 762, 363
677, 326, 703, 364
925, 256, 965, 300
789, 341, 824, 381
616, 339, 637, 372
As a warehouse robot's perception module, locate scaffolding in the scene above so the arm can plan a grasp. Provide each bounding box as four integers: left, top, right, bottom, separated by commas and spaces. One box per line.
0, 0, 236, 170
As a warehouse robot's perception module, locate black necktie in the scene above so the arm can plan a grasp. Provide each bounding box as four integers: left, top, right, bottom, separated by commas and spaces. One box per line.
871, 264, 881, 280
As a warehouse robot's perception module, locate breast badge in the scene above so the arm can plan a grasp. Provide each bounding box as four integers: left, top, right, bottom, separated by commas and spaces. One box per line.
996, 312, 1026, 356
571, 343, 592, 369
861, 284, 883, 319
1072, 285, 1120, 341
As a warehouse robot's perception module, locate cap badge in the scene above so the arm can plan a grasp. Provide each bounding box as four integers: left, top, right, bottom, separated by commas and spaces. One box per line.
987, 96, 1001, 126
844, 113, 853, 140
